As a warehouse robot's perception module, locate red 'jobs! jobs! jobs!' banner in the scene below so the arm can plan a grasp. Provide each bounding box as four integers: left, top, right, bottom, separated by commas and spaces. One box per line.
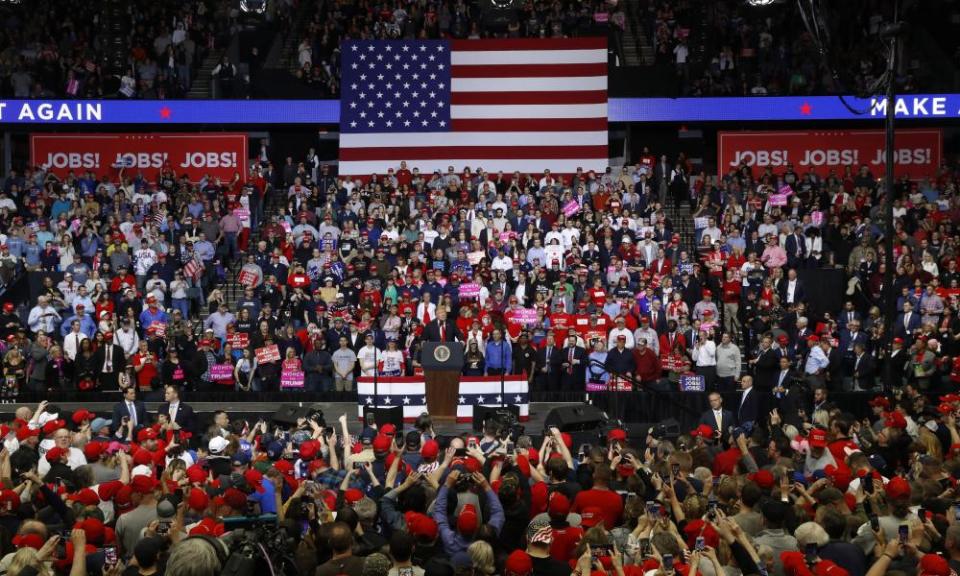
717, 129, 941, 179
30, 133, 249, 182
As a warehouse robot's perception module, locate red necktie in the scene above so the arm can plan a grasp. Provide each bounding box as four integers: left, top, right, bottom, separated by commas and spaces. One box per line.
568, 348, 574, 374
440, 324, 446, 342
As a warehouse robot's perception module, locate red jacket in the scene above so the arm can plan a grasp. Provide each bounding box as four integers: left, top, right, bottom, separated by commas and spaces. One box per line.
633, 348, 661, 382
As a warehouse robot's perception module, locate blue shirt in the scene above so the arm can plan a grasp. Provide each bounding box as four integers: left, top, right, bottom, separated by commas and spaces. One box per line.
805, 346, 829, 375
5, 236, 24, 258
194, 241, 215, 262
80, 235, 100, 258
433, 486, 505, 568
139, 307, 169, 333
61, 315, 97, 338
484, 340, 512, 372
250, 477, 277, 514
23, 243, 41, 267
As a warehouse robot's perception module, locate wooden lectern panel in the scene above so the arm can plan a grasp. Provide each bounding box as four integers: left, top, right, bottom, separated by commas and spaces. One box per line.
424, 370, 460, 419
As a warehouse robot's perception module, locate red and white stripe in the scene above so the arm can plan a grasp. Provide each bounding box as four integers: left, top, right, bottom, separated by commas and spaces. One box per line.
339, 38, 608, 176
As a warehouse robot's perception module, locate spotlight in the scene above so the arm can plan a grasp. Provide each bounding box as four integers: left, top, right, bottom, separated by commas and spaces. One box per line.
240, 0, 267, 14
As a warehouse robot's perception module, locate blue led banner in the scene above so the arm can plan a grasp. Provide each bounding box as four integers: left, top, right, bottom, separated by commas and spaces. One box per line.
0, 99, 341, 124
0, 95, 958, 125
607, 94, 958, 122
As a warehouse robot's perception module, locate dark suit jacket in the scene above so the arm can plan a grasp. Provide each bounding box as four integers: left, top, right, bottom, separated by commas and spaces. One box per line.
699, 408, 735, 437
776, 390, 805, 429
422, 319, 464, 343
645, 311, 668, 334
92, 344, 127, 377
776, 277, 806, 305
772, 368, 799, 390
839, 330, 868, 355
158, 401, 196, 433
558, 345, 588, 387
753, 347, 781, 390
535, 345, 564, 375
784, 234, 806, 263
111, 400, 146, 433
736, 388, 759, 427
852, 353, 876, 388
893, 312, 921, 340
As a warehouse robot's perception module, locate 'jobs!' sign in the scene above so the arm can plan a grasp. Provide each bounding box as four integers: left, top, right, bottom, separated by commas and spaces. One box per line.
30, 133, 248, 182
717, 129, 941, 179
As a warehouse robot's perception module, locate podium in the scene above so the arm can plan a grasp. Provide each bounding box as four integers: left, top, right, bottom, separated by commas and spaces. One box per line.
422, 342, 464, 419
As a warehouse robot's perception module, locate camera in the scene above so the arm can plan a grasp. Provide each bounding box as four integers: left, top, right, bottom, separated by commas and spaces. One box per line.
454, 470, 475, 492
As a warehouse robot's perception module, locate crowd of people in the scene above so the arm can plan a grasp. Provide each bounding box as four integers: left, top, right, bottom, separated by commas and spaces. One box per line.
0, 0, 236, 99
1, 150, 958, 403
649, 0, 933, 97
291, 0, 626, 97
0, 123, 957, 572
3, 381, 960, 576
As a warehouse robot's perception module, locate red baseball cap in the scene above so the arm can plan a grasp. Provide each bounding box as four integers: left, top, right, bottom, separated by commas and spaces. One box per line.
421, 440, 439, 460
130, 476, 158, 495
749, 469, 775, 489
504, 551, 533, 576
372, 434, 392, 452
457, 504, 479, 534
299, 440, 320, 461
885, 477, 911, 500
692, 424, 714, 438
919, 553, 951, 576
83, 442, 104, 461
45, 446, 66, 463
580, 506, 604, 527
187, 487, 210, 511
0, 490, 20, 511
808, 428, 828, 448
71, 409, 96, 425
607, 428, 627, 443
345, 488, 364, 504
884, 411, 908, 429
547, 492, 571, 517
404, 511, 439, 541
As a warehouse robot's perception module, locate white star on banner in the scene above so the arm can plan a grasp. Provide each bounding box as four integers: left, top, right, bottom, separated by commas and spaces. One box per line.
403, 396, 411, 404
459, 396, 466, 404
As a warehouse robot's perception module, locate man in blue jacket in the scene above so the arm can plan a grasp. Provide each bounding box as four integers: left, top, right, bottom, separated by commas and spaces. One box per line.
433, 469, 504, 567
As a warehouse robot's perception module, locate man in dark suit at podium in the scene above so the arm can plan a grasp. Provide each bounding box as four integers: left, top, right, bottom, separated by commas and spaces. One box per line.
422, 307, 463, 342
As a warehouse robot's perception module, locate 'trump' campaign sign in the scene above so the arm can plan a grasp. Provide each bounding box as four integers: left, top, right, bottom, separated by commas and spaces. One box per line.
30, 133, 248, 182
717, 129, 941, 178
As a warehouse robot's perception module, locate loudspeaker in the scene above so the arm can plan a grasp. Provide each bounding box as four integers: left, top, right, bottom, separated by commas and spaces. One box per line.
543, 404, 607, 433
472, 404, 520, 433
363, 406, 404, 429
